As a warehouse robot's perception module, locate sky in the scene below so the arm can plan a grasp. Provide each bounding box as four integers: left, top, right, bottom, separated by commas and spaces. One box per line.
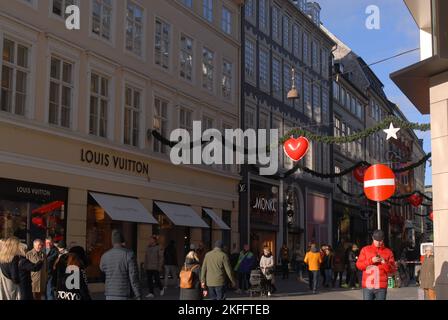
316, 0, 432, 186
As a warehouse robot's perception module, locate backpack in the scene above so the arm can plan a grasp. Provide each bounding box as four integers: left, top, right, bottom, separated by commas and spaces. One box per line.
179, 265, 199, 289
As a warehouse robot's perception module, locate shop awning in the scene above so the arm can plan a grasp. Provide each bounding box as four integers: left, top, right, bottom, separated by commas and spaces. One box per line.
154, 201, 209, 228
203, 208, 231, 230
90, 192, 158, 224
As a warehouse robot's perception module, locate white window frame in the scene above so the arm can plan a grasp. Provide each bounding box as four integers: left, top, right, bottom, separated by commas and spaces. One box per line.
179, 106, 194, 134
90, 0, 114, 44
50, 0, 79, 21
202, 47, 215, 93
154, 17, 171, 70
89, 71, 110, 138
221, 6, 232, 35
222, 59, 233, 101
124, 0, 145, 58
203, 0, 213, 22
153, 96, 169, 154
48, 55, 74, 128
179, 33, 194, 82
123, 84, 142, 148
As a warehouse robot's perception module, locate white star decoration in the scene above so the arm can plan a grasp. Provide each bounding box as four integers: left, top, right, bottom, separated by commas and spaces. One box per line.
383, 123, 401, 140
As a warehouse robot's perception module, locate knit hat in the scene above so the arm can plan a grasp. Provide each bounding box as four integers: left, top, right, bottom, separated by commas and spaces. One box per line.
214, 240, 223, 249
111, 229, 125, 244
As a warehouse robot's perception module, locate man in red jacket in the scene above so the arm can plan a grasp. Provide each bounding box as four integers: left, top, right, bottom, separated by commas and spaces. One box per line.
356, 230, 396, 300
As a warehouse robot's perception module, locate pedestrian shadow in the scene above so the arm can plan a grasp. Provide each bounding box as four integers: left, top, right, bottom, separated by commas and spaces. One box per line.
435, 261, 448, 300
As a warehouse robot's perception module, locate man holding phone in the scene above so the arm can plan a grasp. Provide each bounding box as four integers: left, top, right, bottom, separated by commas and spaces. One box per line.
356, 230, 396, 300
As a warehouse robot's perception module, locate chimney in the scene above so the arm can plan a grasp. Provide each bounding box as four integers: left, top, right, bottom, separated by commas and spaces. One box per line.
305, 2, 321, 25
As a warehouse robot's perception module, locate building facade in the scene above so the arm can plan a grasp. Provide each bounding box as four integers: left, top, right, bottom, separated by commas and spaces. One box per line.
0, 0, 242, 290
240, 0, 335, 258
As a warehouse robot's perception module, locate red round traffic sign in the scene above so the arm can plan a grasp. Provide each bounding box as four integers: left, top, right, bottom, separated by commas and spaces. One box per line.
363, 164, 396, 202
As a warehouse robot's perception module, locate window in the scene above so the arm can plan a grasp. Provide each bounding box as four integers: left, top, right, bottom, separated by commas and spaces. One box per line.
351, 96, 356, 114
221, 7, 232, 35
321, 49, 328, 77
259, 113, 269, 130
272, 58, 281, 95
304, 78, 311, 118
124, 86, 140, 147
245, 40, 255, 80
92, 0, 112, 41
333, 81, 339, 100
341, 87, 346, 106
322, 89, 329, 124
1, 38, 29, 116
182, 0, 192, 8
334, 117, 341, 137
203, 0, 213, 22
302, 32, 309, 64
294, 71, 303, 112
272, 6, 280, 40
89, 73, 109, 138
311, 40, 319, 71
245, 0, 254, 20
259, 0, 268, 30
155, 19, 170, 69
312, 85, 321, 123
202, 48, 214, 91
283, 16, 290, 49
245, 108, 255, 129
293, 24, 301, 58
180, 107, 193, 134
126, 1, 143, 56
283, 64, 291, 103
52, 0, 76, 18
180, 34, 193, 81
341, 122, 346, 152
222, 60, 232, 100
347, 126, 352, 153
259, 49, 269, 88
305, 141, 313, 170
49, 57, 73, 128
153, 97, 168, 154
356, 101, 362, 119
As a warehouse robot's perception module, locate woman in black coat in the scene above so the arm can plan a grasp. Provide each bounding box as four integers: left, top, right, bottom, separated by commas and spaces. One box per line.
56, 253, 91, 301
179, 251, 202, 300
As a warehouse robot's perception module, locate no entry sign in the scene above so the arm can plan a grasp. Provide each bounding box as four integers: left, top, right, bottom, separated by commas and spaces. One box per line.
364, 164, 396, 202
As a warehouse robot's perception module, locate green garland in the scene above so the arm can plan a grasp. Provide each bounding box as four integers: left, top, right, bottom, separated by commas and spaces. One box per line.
280, 116, 431, 144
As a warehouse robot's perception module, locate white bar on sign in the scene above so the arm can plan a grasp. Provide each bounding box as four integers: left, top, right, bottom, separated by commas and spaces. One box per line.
364, 179, 395, 188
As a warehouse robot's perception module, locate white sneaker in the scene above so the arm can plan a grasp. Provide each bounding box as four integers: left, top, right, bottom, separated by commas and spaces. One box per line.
267, 292, 271, 297
160, 288, 166, 296
145, 293, 155, 299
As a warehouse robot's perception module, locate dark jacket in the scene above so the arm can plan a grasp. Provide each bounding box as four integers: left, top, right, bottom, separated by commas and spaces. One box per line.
201, 248, 236, 287
348, 250, 359, 270
0, 256, 20, 285
322, 254, 334, 270
56, 267, 91, 301
53, 251, 69, 291
46, 247, 59, 275
18, 256, 43, 300
179, 258, 202, 300
99, 246, 141, 299
164, 244, 178, 266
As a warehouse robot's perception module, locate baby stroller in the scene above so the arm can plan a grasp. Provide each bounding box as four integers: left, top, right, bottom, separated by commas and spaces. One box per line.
248, 268, 263, 297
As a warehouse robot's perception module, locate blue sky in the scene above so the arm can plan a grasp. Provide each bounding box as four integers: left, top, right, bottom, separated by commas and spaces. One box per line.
316, 0, 432, 186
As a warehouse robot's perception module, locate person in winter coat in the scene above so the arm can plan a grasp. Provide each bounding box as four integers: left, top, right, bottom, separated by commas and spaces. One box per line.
292, 248, 305, 281
99, 230, 141, 300
56, 253, 91, 301
356, 230, 396, 300
17, 243, 43, 300
200, 240, 236, 300
234, 244, 256, 294
332, 246, 346, 288
304, 243, 323, 294
179, 250, 202, 300
0, 237, 22, 300
419, 245, 436, 300
144, 236, 164, 298
280, 243, 290, 279
260, 246, 275, 297
348, 244, 360, 289
44, 236, 59, 300
322, 247, 334, 288
26, 239, 46, 300
52, 241, 69, 294
163, 240, 178, 291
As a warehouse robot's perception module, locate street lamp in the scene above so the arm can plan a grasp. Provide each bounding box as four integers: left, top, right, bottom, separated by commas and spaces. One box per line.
287, 68, 300, 100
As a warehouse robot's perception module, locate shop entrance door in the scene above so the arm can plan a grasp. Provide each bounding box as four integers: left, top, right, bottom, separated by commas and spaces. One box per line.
251, 230, 276, 261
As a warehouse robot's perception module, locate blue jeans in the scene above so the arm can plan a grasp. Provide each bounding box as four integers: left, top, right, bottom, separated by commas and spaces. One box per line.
309, 271, 320, 291
46, 275, 54, 300
363, 288, 387, 300
238, 272, 250, 291
324, 269, 333, 286
208, 286, 226, 300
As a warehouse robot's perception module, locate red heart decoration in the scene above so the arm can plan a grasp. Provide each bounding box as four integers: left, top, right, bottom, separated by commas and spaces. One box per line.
408, 194, 423, 207
283, 137, 309, 162
353, 165, 369, 183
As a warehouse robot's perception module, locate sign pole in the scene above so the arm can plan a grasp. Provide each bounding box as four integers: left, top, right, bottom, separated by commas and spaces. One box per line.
377, 201, 381, 230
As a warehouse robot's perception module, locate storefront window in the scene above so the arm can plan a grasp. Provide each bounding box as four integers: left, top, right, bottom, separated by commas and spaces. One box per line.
0, 178, 67, 246
86, 195, 136, 282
